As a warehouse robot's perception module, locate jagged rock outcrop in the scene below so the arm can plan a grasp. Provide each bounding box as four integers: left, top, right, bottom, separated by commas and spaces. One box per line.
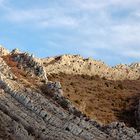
0, 47, 140, 140
11, 48, 21, 54
102, 122, 140, 140
42, 54, 140, 80
0, 100, 34, 140
0, 50, 110, 140
9, 49, 48, 81
0, 45, 9, 56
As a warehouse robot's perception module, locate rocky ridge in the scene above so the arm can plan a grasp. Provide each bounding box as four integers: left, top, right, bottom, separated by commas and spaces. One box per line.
42, 54, 140, 80
0, 46, 140, 140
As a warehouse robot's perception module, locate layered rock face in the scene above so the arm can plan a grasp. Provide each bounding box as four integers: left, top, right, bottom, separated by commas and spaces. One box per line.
42, 55, 140, 80
0, 46, 140, 140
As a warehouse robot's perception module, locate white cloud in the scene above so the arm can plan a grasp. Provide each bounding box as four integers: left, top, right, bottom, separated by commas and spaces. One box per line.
110, 0, 140, 7
1, 0, 140, 63
4, 8, 79, 28
122, 51, 140, 58
71, 0, 140, 11
5, 9, 41, 22
110, 24, 140, 44
40, 16, 79, 28
71, 0, 107, 11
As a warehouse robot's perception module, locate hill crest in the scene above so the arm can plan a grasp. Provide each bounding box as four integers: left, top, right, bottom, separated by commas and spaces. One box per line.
0, 46, 140, 140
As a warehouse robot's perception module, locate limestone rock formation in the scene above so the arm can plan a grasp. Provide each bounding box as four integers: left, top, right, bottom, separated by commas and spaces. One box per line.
42, 54, 140, 80
0, 47, 140, 140
102, 122, 140, 140
10, 49, 48, 81
0, 45, 9, 56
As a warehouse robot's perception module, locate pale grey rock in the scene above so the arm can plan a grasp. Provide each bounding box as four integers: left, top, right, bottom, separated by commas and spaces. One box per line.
9, 51, 48, 81
102, 122, 139, 140
0, 47, 140, 140
42, 54, 140, 80
0, 45, 9, 56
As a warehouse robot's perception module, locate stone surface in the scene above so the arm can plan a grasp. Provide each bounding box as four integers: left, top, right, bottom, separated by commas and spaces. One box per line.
42, 54, 140, 80
0, 45, 9, 56
102, 122, 140, 140
0, 47, 140, 140
10, 52, 48, 81
0, 55, 109, 139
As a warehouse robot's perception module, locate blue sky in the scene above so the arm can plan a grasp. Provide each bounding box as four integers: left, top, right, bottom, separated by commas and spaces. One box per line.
0, 0, 140, 65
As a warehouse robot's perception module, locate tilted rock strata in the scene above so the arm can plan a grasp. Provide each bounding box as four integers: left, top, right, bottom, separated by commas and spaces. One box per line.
0, 56, 109, 140
11, 52, 48, 81
0, 47, 140, 140
102, 122, 140, 140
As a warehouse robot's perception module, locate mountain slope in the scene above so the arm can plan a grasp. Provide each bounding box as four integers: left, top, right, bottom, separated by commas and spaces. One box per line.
48, 73, 140, 128
0, 46, 140, 140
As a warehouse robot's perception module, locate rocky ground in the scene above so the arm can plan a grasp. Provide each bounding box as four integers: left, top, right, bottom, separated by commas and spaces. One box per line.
42, 54, 140, 80
0, 46, 140, 140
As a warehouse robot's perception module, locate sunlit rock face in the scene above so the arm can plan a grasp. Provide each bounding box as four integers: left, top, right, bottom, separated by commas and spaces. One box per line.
0, 46, 140, 140
42, 54, 140, 80
0, 45, 9, 56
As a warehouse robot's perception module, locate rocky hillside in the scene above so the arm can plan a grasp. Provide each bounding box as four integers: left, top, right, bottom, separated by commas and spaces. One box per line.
42, 54, 140, 80
0, 46, 140, 140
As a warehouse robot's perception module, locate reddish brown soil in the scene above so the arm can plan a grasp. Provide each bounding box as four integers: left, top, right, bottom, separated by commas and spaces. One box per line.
48, 73, 140, 128
2, 55, 42, 90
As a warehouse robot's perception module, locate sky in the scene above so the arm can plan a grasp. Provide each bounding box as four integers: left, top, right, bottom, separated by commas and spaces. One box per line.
0, 0, 140, 65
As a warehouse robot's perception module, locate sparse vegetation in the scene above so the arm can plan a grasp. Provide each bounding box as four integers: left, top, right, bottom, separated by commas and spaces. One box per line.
0, 47, 140, 139
48, 73, 140, 129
